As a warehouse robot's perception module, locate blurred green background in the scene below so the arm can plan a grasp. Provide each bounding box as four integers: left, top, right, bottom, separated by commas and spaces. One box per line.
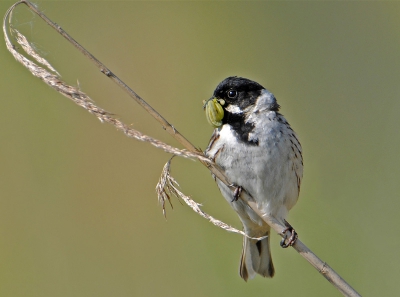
1, 1, 400, 296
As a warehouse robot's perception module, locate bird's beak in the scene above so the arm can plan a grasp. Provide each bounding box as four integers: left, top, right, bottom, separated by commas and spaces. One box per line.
203, 97, 225, 128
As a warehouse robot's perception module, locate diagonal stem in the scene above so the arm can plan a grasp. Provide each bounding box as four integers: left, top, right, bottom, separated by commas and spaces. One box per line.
14, 0, 230, 186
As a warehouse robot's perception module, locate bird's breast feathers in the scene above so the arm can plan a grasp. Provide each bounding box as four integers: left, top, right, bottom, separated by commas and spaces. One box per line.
205, 111, 303, 213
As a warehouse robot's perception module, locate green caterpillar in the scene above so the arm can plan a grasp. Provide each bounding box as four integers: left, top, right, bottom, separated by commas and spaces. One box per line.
204, 98, 225, 128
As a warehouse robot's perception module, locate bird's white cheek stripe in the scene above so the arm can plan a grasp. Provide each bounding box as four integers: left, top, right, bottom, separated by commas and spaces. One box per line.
225, 104, 243, 114
253, 89, 277, 113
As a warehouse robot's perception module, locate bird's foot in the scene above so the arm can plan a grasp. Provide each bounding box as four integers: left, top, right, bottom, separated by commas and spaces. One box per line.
230, 185, 242, 202
280, 219, 298, 248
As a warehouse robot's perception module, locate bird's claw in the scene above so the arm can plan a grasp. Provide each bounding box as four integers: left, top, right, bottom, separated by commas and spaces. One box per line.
231, 185, 242, 202
280, 219, 298, 248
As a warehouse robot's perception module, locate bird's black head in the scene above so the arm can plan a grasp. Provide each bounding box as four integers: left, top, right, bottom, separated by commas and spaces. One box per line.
204, 76, 279, 145
213, 76, 265, 111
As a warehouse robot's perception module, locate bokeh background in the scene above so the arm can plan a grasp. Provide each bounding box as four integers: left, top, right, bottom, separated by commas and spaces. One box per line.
1, 1, 400, 296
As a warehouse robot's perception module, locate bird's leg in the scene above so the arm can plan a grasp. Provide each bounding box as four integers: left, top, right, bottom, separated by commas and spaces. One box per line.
280, 219, 298, 248
230, 185, 242, 202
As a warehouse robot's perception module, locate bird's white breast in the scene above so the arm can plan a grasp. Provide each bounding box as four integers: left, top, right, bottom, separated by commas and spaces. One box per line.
206, 111, 302, 223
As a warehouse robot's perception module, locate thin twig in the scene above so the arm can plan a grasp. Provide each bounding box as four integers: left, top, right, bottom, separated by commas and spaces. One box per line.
3, 2, 361, 297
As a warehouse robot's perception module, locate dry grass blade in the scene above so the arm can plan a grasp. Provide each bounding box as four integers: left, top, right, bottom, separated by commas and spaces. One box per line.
3, 22, 208, 162
156, 158, 175, 218
156, 159, 267, 240
13, 28, 60, 76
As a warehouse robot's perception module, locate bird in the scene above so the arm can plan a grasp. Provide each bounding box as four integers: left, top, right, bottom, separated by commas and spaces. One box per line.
203, 76, 303, 281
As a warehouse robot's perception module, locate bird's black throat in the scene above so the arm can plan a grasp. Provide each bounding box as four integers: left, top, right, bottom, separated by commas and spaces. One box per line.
223, 111, 258, 146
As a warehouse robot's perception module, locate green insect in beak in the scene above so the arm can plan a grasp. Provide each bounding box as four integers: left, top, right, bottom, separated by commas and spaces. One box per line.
203, 98, 225, 128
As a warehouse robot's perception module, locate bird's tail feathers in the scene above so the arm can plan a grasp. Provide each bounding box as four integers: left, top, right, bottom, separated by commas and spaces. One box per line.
239, 231, 275, 281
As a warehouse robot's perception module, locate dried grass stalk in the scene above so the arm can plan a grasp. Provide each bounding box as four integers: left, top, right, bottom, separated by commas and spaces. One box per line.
156, 159, 267, 240
3, 17, 208, 162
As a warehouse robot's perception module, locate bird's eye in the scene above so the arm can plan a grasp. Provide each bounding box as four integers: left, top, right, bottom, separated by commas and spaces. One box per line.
227, 90, 237, 99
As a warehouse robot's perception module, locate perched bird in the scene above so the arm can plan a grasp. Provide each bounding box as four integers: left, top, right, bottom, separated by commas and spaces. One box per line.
204, 76, 303, 281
